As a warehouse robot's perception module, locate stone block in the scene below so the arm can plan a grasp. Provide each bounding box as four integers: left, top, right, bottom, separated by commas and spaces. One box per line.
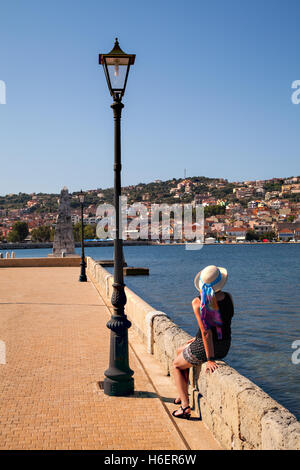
198, 363, 262, 447
153, 343, 169, 375
163, 324, 185, 360
199, 397, 214, 433
238, 387, 282, 449
212, 412, 233, 450
261, 408, 300, 450
217, 366, 255, 437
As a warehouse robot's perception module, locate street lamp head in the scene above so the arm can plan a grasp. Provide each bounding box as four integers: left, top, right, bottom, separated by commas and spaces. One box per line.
99, 38, 135, 99
79, 190, 85, 204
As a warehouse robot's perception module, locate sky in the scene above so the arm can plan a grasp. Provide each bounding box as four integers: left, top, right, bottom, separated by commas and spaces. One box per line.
0, 0, 300, 195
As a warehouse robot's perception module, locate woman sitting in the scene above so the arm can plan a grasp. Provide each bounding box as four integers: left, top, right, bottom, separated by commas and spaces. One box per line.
172, 265, 234, 419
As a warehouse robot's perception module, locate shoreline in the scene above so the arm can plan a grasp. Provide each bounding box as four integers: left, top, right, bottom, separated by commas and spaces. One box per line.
0, 240, 151, 250
0, 240, 298, 250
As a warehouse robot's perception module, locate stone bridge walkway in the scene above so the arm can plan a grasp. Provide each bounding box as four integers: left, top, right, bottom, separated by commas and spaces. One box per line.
0, 267, 220, 450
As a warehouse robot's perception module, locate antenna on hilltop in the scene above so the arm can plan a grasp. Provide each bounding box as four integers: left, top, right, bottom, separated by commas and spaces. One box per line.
184, 168, 186, 179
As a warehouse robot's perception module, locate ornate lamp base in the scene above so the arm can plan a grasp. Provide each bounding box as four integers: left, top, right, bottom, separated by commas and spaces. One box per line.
104, 376, 134, 397
104, 305, 134, 396
79, 260, 87, 282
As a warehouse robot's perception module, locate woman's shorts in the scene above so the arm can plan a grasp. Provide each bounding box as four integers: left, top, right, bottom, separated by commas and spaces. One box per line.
182, 337, 231, 366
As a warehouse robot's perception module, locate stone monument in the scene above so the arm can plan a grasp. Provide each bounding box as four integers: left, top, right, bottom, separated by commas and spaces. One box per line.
51, 187, 75, 257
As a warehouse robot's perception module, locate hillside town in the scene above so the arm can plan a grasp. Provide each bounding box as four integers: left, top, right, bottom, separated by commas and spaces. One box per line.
1, 175, 300, 243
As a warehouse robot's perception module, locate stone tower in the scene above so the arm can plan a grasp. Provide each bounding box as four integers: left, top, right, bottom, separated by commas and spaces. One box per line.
52, 187, 75, 256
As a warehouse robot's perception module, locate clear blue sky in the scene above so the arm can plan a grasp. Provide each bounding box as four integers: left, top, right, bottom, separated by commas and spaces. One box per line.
0, 0, 299, 195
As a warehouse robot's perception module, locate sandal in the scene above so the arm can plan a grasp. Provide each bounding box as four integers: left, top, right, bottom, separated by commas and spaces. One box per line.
172, 406, 191, 420
173, 398, 181, 405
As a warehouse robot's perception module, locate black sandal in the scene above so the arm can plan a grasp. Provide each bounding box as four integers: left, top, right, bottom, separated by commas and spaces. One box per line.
172, 406, 191, 420
173, 398, 181, 405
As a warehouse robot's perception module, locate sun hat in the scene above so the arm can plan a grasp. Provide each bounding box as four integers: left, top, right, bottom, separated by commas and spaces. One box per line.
194, 265, 228, 293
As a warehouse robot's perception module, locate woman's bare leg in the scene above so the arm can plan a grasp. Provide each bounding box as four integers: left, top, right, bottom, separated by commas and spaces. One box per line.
174, 346, 190, 403
183, 368, 189, 384
173, 352, 192, 413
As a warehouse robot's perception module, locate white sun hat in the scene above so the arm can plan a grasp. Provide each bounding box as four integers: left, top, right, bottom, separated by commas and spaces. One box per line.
194, 265, 228, 293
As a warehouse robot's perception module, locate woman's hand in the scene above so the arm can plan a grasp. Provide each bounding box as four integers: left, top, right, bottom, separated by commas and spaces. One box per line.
205, 361, 218, 374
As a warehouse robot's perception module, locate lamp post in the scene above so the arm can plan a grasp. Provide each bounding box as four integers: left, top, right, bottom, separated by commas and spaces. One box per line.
99, 38, 135, 396
79, 190, 87, 282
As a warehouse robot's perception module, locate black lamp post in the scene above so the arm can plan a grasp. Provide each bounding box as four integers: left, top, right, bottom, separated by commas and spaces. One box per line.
99, 38, 135, 396
79, 190, 87, 282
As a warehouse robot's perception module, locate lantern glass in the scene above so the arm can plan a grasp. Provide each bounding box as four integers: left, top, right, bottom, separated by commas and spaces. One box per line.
100, 39, 135, 97
105, 57, 130, 93
79, 192, 84, 204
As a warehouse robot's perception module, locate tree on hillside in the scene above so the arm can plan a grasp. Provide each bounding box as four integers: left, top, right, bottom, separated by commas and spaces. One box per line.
73, 223, 97, 241
73, 222, 81, 242
263, 181, 283, 192
30, 225, 52, 242
7, 222, 29, 242
245, 230, 259, 241
204, 205, 226, 218
84, 224, 96, 239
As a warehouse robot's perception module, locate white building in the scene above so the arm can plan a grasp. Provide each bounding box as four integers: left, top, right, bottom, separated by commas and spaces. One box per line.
71, 214, 80, 224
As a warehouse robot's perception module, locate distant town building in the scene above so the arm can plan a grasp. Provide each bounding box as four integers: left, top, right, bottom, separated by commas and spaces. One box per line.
225, 226, 248, 238
281, 183, 300, 194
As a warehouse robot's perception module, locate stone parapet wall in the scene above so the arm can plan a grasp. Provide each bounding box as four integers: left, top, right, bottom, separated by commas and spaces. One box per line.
86, 256, 300, 450
0, 257, 81, 268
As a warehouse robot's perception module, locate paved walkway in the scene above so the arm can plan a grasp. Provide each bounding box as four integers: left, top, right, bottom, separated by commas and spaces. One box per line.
0, 267, 220, 450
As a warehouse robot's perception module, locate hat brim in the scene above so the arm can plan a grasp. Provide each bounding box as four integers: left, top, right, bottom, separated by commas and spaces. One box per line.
194, 267, 228, 292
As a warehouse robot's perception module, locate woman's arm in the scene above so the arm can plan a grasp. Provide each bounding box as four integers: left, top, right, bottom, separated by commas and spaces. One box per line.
192, 297, 218, 373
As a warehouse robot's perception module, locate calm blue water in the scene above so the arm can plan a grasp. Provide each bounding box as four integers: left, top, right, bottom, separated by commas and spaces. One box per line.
2, 244, 299, 419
